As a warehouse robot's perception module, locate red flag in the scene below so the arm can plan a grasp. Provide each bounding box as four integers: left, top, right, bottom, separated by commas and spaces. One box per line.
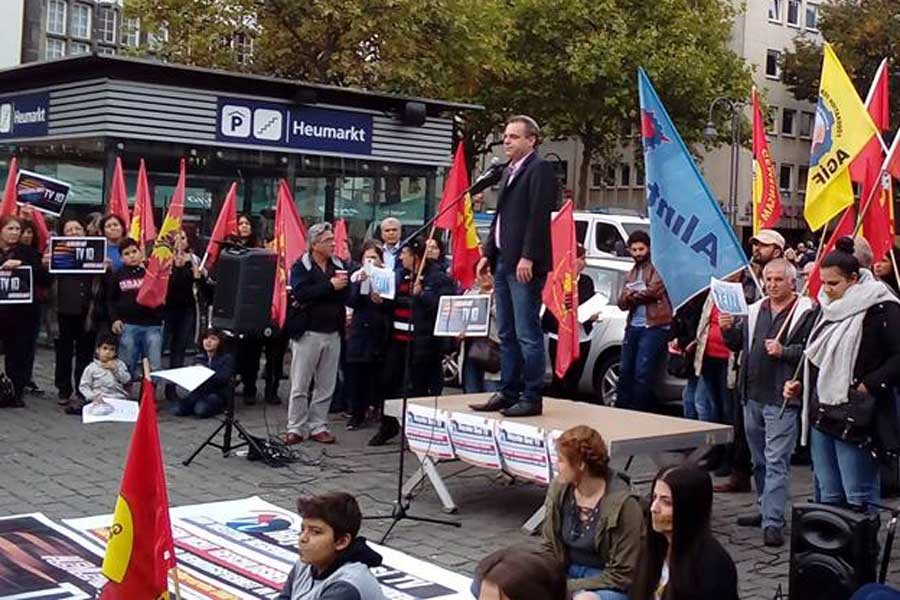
137, 159, 186, 308
107, 157, 132, 231
28, 208, 49, 253
333, 218, 351, 262
129, 159, 156, 246
100, 377, 176, 599
888, 129, 900, 180
542, 200, 580, 378
434, 145, 468, 230
751, 87, 782, 233
0, 156, 19, 217
852, 58, 893, 261
271, 179, 307, 328
435, 145, 481, 289
807, 205, 857, 301
202, 182, 239, 270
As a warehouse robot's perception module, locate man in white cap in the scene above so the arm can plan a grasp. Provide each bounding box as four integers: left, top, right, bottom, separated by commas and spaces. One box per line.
715, 228, 785, 495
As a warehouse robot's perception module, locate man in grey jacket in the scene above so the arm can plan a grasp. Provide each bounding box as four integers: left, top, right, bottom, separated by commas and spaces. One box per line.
278, 493, 385, 600
721, 259, 816, 547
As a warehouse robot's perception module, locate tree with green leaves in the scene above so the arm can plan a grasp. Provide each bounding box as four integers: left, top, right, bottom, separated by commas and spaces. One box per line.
781, 0, 900, 127
504, 0, 753, 208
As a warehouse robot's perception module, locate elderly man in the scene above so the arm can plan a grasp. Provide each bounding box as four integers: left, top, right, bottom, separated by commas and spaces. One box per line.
721, 258, 816, 547
379, 217, 402, 271
282, 222, 350, 445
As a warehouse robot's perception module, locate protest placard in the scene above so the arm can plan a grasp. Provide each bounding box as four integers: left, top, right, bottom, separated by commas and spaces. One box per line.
0, 265, 32, 304
433, 295, 491, 337
16, 169, 71, 216
49, 237, 107, 274
710, 276, 749, 315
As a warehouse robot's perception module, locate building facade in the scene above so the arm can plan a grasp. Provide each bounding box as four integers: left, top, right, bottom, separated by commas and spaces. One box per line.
526, 0, 824, 241
0, 54, 476, 246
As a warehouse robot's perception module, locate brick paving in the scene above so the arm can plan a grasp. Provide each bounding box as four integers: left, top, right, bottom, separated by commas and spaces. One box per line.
1, 347, 899, 599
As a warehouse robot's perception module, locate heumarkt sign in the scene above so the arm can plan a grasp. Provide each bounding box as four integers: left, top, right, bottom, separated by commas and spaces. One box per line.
0, 91, 49, 139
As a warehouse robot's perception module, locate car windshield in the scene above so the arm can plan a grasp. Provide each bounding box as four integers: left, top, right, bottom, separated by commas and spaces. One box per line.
585, 266, 623, 305
622, 222, 650, 237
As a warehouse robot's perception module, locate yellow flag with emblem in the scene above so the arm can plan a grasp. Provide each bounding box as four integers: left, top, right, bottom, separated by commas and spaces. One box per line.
804, 43, 879, 232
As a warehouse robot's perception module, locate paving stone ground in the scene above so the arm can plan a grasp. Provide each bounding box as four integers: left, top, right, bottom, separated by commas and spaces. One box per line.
2, 347, 899, 599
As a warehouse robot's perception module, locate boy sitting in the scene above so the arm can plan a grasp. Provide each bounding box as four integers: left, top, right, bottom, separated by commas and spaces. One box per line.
68, 333, 131, 415
172, 328, 234, 418
278, 492, 386, 600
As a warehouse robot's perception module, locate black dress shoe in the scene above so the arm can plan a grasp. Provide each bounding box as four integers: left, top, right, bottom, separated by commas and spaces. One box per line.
736, 513, 763, 527
469, 393, 516, 412
763, 526, 784, 547
368, 417, 400, 446
500, 400, 542, 417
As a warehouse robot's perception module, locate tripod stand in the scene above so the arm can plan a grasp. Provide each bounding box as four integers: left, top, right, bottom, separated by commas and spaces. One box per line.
365, 303, 460, 543
182, 386, 273, 467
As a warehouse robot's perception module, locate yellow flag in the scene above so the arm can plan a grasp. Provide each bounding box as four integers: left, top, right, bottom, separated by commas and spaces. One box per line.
804, 43, 879, 231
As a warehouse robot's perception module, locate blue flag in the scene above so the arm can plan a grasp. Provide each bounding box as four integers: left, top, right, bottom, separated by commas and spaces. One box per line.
637, 68, 749, 309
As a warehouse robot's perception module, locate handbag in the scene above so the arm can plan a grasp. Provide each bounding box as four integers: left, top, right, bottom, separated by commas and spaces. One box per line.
812, 388, 877, 448
666, 341, 694, 379
468, 337, 501, 373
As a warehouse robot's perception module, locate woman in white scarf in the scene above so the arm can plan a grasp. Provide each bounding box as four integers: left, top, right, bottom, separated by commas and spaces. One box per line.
784, 237, 900, 509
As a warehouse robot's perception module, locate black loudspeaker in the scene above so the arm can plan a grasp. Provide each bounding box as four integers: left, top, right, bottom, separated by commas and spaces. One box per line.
212, 248, 277, 335
401, 101, 427, 126
789, 502, 881, 600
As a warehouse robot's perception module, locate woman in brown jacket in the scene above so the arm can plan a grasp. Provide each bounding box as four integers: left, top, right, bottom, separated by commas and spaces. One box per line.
542, 425, 645, 599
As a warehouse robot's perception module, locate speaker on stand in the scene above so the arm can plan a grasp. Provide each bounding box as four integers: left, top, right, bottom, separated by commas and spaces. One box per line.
211, 247, 277, 336
789, 502, 881, 600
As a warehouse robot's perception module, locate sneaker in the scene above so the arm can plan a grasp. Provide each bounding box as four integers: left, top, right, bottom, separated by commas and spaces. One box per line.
309, 430, 336, 444
368, 419, 400, 446
763, 526, 785, 547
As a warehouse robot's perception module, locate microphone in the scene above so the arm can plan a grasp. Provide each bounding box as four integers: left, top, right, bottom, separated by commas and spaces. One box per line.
469, 157, 507, 194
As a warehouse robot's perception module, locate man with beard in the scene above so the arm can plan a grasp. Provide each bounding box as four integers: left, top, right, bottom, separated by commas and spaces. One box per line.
615, 230, 672, 412
716, 228, 784, 493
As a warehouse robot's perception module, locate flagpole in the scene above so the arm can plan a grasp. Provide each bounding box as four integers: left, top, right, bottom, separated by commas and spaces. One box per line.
170, 567, 183, 600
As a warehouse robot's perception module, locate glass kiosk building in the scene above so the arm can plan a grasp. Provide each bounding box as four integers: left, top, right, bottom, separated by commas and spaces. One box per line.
0, 53, 479, 245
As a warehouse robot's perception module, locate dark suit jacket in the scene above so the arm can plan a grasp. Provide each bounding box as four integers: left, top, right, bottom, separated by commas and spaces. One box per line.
483, 152, 556, 276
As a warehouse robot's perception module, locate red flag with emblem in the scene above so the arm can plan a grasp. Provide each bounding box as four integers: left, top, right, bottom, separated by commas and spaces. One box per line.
435, 145, 481, 289
107, 157, 132, 231
751, 87, 782, 233
0, 156, 19, 217
807, 204, 857, 301
333, 218, 351, 262
100, 376, 175, 599
202, 182, 239, 271
271, 179, 307, 328
129, 159, 156, 247
542, 200, 579, 378
136, 159, 186, 308
852, 58, 893, 262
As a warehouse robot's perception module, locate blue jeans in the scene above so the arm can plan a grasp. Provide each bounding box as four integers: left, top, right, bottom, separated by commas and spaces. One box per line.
172, 391, 224, 418
494, 257, 546, 402
851, 584, 900, 600
695, 356, 729, 424
744, 400, 798, 529
682, 375, 699, 419
617, 325, 669, 411
119, 324, 162, 379
566, 565, 629, 600
810, 427, 881, 508
462, 355, 500, 394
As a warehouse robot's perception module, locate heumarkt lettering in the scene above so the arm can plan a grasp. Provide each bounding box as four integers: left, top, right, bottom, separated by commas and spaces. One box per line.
292, 121, 367, 142
15, 106, 46, 124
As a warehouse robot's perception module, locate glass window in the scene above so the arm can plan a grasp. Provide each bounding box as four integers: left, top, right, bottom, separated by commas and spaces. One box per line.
575, 219, 588, 245
787, 0, 800, 25
69, 42, 91, 56
97, 45, 116, 55
779, 164, 794, 191
799, 111, 814, 138
586, 266, 623, 305
634, 164, 645, 187
619, 164, 631, 188
767, 106, 778, 134
768, 0, 782, 22
591, 165, 604, 189
45, 38, 66, 59
98, 7, 117, 44
32, 162, 103, 206
595, 222, 624, 255
233, 32, 253, 65
605, 165, 616, 187
71, 3, 92, 40
148, 25, 169, 50
47, 0, 66, 35
781, 108, 796, 136
123, 17, 140, 47
798, 165, 809, 192
766, 49, 781, 79
806, 3, 819, 30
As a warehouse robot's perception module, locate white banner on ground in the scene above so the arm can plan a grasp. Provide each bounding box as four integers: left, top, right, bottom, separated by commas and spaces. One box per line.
81, 398, 139, 424
447, 412, 502, 470
404, 403, 455, 460
64, 496, 472, 599
496, 421, 552, 484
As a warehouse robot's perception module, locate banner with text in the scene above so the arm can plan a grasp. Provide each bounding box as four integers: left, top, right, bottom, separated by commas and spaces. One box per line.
0, 265, 32, 304
16, 169, 70, 216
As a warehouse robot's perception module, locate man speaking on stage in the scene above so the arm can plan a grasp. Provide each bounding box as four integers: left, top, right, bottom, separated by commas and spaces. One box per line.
470, 115, 556, 417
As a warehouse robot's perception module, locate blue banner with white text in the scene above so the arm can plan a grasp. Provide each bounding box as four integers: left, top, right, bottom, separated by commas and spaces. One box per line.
637, 68, 749, 309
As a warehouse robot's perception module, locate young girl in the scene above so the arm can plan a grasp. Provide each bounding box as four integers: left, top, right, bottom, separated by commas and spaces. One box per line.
173, 329, 234, 418
71, 333, 131, 415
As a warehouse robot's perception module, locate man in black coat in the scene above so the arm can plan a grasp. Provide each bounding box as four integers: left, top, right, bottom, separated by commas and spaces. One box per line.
471, 115, 556, 417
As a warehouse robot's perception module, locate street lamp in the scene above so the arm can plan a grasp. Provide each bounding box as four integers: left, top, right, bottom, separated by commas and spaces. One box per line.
704, 97, 745, 229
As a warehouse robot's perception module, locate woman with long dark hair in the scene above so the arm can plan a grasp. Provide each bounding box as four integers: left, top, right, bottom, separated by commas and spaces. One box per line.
164, 229, 201, 402
630, 465, 738, 600
14, 218, 47, 397
785, 236, 900, 508
227, 213, 264, 403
